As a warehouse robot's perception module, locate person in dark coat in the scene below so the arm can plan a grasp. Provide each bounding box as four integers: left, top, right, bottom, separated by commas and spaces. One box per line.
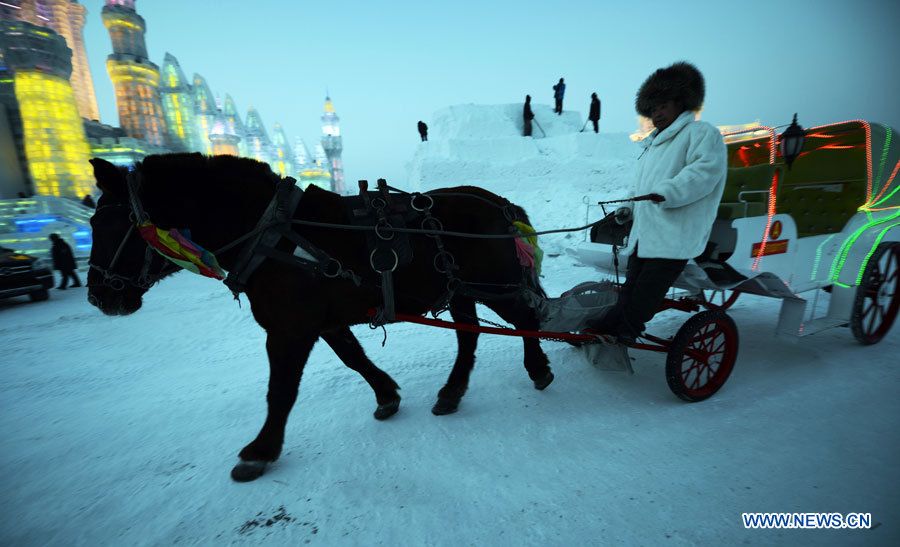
49, 233, 81, 289
589, 93, 601, 133
552, 78, 566, 115
523, 95, 535, 137
81, 194, 96, 208
417, 121, 428, 142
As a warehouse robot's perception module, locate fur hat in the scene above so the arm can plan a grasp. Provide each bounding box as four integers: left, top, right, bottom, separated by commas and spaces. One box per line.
635, 61, 705, 117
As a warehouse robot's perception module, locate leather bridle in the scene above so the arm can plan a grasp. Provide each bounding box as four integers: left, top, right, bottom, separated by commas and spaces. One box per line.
88, 202, 175, 291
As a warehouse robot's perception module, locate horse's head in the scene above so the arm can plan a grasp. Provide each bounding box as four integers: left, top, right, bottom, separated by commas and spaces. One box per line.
86, 158, 172, 315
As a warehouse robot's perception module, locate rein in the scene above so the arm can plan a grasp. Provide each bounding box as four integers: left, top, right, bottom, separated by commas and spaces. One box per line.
91, 169, 632, 318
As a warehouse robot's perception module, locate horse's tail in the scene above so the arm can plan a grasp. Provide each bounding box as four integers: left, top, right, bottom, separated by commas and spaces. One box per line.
507, 203, 548, 300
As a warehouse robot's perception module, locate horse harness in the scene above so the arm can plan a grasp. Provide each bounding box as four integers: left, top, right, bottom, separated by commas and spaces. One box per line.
99, 170, 535, 327
225, 176, 527, 326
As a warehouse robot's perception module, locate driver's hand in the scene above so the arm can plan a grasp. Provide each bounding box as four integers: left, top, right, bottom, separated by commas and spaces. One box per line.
614, 207, 632, 225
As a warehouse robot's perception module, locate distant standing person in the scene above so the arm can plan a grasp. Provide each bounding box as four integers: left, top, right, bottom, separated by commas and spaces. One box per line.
49, 233, 81, 289
418, 120, 428, 142
81, 194, 96, 208
523, 95, 535, 137
553, 78, 566, 115
589, 92, 601, 133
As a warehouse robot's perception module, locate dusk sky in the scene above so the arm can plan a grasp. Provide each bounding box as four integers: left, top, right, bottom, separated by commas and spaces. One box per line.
81, 0, 900, 186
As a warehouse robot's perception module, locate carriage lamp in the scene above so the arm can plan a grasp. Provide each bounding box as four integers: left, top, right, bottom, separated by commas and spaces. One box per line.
780, 113, 806, 170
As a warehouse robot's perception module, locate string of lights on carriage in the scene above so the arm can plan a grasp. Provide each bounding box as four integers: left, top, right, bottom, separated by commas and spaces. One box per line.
732, 119, 900, 286
826, 122, 900, 287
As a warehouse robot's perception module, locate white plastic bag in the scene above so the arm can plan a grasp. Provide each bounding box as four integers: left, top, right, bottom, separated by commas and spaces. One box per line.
538, 281, 618, 333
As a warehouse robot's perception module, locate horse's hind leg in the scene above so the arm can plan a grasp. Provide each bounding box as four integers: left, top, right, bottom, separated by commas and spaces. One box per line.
233, 329, 318, 482
484, 298, 554, 390
321, 326, 401, 420
433, 297, 480, 415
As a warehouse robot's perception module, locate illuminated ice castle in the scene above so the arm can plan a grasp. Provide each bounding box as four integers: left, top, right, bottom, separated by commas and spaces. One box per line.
0, 0, 348, 257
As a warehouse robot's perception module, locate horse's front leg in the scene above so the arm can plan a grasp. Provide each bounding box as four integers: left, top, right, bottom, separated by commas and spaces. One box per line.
232, 330, 318, 482
321, 326, 402, 420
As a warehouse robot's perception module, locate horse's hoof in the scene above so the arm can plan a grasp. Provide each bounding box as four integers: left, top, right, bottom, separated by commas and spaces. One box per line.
533, 371, 554, 391
431, 397, 460, 416
374, 398, 400, 420
231, 460, 268, 482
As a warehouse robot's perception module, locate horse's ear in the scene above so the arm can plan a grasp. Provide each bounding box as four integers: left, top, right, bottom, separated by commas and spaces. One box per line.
89, 158, 126, 196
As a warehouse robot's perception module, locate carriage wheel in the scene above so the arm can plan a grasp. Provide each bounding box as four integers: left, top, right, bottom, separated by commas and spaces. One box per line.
665, 309, 739, 402
850, 242, 900, 345
698, 289, 739, 310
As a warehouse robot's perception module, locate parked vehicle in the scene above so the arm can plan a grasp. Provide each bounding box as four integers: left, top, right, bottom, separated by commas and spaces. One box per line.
0, 246, 53, 302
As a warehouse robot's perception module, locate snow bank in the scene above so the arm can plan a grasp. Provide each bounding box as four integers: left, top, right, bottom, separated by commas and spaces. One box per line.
407, 103, 640, 256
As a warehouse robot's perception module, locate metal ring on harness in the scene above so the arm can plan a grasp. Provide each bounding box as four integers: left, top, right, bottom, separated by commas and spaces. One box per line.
109, 277, 125, 291
370, 248, 399, 273
434, 250, 456, 274
371, 197, 387, 211
421, 216, 443, 237
410, 193, 434, 212
321, 258, 344, 278
374, 219, 395, 241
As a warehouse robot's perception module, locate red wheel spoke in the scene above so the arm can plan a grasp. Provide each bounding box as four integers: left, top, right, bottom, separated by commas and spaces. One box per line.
867, 304, 879, 332
885, 268, 898, 286
863, 299, 876, 319
710, 338, 726, 355
681, 365, 696, 383
703, 328, 717, 353
691, 371, 702, 389
681, 359, 700, 378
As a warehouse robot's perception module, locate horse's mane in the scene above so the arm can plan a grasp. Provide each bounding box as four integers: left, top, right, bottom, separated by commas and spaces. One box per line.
430, 185, 533, 227
135, 153, 282, 229
138, 153, 281, 194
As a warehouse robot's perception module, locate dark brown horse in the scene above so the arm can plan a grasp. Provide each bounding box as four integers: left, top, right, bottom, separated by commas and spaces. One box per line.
86, 153, 552, 481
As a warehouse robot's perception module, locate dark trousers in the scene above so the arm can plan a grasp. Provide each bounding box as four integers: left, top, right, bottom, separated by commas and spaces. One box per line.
554, 98, 563, 114
57, 269, 81, 289
420, 134, 427, 142
524, 119, 532, 136
591, 250, 687, 338
591, 119, 599, 133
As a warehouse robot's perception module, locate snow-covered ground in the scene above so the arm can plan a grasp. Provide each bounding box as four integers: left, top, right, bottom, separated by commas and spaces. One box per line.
1, 104, 898, 546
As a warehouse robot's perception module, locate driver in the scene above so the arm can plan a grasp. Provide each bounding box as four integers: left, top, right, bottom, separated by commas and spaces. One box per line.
589, 61, 728, 343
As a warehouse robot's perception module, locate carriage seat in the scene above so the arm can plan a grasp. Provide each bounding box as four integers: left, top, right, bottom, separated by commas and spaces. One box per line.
717, 164, 781, 220
774, 179, 861, 237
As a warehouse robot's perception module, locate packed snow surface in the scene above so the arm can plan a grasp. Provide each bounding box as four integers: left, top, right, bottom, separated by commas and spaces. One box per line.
1, 104, 897, 546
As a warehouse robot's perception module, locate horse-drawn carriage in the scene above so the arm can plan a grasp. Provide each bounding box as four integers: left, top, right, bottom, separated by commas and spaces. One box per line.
84, 120, 899, 480
571, 119, 900, 401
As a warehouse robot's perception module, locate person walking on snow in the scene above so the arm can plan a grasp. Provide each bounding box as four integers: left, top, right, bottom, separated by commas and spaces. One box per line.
588, 61, 727, 343
589, 92, 601, 133
417, 120, 428, 142
523, 95, 535, 137
49, 233, 81, 289
553, 78, 566, 114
